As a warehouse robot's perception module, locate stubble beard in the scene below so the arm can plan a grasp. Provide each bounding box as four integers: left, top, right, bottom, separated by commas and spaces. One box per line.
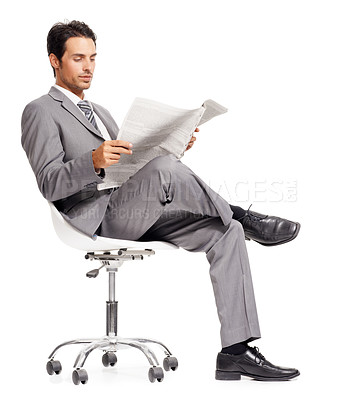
58, 70, 92, 95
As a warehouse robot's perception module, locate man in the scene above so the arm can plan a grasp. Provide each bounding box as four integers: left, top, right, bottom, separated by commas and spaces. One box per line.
21, 20, 300, 381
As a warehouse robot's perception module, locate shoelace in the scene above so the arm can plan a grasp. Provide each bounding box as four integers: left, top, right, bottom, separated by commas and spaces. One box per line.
239, 205, 267, 223
252, 346, 266, 364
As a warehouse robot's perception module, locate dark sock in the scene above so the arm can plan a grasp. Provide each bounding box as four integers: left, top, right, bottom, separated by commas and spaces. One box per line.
221, 341, 249, 355
229, 204, 247, 221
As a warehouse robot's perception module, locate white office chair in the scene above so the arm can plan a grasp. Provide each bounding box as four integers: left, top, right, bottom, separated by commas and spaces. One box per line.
46, 202, 179, 385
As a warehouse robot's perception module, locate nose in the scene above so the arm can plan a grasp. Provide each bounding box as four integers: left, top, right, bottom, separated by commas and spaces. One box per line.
83, 58, 93, 72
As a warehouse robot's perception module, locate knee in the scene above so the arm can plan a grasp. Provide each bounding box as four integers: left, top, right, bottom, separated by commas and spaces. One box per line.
145, 154, 178, 175
227, 219, 246, 240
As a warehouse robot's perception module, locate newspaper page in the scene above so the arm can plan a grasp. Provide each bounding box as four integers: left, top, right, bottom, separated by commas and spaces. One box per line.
97, 98, 227, 190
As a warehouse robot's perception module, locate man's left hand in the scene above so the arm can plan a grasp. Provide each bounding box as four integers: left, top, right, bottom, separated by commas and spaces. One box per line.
185, 128, 199, 151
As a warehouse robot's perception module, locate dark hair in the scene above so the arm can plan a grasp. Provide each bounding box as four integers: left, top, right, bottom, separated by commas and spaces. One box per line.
47, 20, 97, 77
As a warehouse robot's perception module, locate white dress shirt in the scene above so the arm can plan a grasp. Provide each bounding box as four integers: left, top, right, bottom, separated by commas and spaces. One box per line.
53, 85, 112, 141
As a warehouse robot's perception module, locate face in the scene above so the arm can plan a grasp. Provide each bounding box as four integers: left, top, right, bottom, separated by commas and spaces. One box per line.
49, 36, 96, 98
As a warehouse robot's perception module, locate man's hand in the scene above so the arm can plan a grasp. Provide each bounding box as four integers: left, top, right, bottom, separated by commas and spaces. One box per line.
185, 128, 199, 151
92, 140, 133, 170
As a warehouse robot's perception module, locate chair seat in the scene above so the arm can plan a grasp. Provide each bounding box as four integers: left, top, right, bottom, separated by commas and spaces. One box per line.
48, 202, 178, 252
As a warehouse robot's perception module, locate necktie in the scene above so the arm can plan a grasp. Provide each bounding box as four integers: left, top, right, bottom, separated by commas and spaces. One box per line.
77, 100, 99, 131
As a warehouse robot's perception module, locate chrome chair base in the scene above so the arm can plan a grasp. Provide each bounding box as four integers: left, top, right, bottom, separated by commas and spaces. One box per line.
47, 335, 178, 384
46, 249, 178, 385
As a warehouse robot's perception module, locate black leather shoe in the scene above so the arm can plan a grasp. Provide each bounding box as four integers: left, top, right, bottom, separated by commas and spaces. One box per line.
239, 207, 300, 246
215, 346, 300, 381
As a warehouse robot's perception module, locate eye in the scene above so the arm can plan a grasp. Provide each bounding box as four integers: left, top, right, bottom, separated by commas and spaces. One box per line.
74, 58, 81, 62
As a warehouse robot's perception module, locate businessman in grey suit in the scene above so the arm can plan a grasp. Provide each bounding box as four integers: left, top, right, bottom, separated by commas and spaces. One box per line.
21, 21, 300, 381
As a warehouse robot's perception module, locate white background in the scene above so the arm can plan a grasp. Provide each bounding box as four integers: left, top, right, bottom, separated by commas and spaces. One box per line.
1, 0, 358, 398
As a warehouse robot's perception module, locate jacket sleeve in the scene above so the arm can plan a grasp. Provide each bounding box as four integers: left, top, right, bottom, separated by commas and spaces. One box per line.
21, 101, 104, 202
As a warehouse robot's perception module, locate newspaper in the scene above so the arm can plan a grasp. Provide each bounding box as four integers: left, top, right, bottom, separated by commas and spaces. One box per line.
97, 97, 227, 190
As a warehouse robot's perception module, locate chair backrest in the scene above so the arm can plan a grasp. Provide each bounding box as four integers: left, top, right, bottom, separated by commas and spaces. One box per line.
48, 202, 178, 252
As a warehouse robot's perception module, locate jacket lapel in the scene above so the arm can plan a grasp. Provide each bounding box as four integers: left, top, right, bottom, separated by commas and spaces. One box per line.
92, 104, 118, 140
48, 86, 104, 140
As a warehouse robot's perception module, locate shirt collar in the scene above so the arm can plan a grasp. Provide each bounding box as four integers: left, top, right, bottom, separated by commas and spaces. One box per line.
53, 84, 91, 108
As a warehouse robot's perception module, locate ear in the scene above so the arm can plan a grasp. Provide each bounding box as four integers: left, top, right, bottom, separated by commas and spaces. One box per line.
49, 53, 61, 70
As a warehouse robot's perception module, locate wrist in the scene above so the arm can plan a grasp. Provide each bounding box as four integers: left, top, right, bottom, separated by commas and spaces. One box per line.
92, 150, 100, 172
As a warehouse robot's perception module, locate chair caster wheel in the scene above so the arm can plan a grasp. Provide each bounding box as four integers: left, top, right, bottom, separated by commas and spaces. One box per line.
72, 368, 88, 385
163, 356, 178, 371
46, 360, 62, 375
102, 351, 117, 367
148, 366, 164, 382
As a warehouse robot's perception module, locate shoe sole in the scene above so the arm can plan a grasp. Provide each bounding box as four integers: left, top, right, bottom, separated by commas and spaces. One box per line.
215, 369, 300, 381
245, 222, 301, 247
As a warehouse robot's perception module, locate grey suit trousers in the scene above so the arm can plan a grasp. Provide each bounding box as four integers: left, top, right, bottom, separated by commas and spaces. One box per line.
97, 154, 261, 347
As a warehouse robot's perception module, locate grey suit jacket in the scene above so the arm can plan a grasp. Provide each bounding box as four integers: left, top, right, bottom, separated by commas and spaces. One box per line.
21, 86, 119, 237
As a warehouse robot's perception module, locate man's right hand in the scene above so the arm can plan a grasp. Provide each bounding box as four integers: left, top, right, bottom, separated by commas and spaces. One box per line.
92, 140, 133, 170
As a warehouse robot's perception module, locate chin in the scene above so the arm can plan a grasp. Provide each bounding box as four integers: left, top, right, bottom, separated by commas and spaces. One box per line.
79, 83, 92, 90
